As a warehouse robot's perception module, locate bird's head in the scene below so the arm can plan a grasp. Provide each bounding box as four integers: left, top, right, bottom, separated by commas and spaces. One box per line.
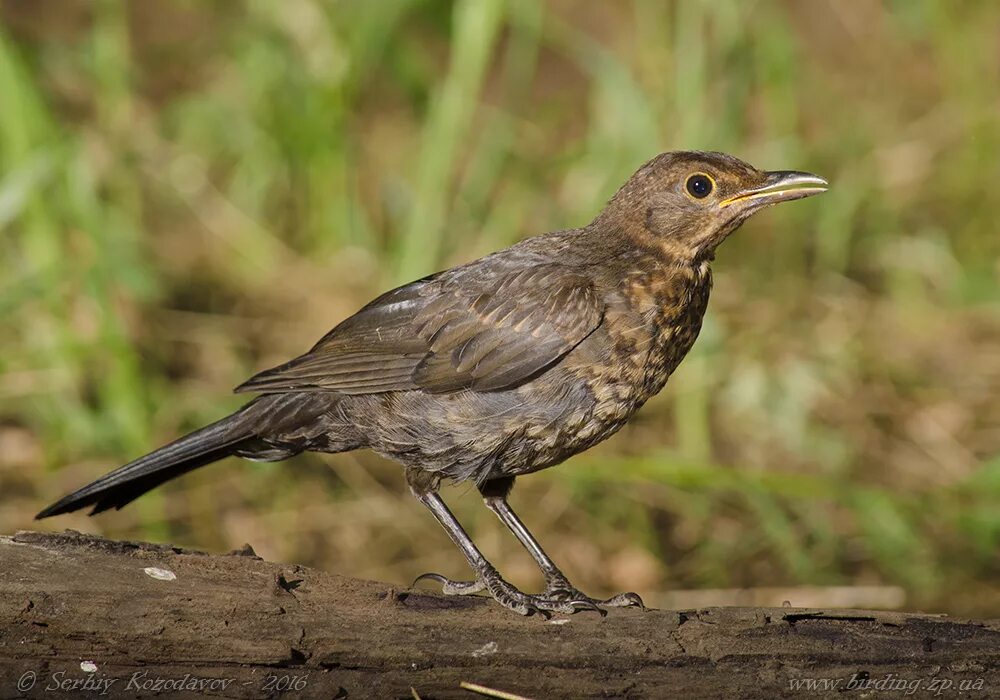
596, 151, 827, 261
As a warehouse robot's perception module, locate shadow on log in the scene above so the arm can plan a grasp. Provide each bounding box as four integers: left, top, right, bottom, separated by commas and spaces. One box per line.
3, 530, 998, 699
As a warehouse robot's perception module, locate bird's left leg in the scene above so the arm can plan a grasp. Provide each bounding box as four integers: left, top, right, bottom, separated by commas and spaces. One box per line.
480, 476, 645, 610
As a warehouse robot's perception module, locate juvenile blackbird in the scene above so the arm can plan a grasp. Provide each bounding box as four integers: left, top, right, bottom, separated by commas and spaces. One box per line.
37, 151, 826, 616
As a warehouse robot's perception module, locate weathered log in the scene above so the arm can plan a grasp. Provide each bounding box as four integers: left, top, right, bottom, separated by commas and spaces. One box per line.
2, 531, 997, 699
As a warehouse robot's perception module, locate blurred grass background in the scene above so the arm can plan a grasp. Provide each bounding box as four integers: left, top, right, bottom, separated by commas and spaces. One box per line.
1, 0, 998, 617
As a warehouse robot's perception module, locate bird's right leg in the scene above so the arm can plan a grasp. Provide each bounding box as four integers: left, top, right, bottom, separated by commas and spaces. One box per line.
407, 469, 594, 616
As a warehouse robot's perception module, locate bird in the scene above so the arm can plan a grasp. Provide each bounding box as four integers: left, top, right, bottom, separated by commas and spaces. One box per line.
37, 151, 827, 616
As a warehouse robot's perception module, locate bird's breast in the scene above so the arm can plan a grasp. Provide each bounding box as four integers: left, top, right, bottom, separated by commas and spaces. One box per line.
577, 261, 713, 425
639, 261, 713, 391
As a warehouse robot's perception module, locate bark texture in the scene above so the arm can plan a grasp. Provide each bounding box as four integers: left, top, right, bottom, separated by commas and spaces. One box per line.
2, 530, 997, 699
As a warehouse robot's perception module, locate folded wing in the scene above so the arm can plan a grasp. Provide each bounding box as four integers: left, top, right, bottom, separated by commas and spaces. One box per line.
235, 263, 604, 395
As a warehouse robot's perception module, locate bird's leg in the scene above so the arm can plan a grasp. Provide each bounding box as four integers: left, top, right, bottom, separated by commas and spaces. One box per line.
408, 470, 598, 616
479, 476, 645, 611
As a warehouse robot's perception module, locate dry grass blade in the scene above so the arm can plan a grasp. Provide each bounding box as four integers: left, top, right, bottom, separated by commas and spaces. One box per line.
460, 680, 535, 700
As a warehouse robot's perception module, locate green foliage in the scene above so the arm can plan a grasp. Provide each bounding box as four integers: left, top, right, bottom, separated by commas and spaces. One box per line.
1, 1, 997, 615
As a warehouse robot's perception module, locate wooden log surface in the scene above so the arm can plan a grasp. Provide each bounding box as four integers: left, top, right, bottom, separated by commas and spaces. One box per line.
2, 530, 998, 699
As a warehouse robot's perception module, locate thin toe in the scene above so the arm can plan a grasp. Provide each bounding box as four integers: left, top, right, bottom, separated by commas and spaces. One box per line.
603, 591, 645, 608
411, 572, 486, 596
567, 599, 608, 616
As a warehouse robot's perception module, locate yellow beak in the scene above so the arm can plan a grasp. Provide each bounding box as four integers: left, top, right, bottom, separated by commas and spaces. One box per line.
720, 170, 828, 209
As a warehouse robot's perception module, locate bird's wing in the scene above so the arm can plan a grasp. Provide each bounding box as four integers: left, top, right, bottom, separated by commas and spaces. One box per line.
234, 263, 604, 395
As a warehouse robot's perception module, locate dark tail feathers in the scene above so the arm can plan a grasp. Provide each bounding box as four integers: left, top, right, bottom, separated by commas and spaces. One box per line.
36, 395, 313, 519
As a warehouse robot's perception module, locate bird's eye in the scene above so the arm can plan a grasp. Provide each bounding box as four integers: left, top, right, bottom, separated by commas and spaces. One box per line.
686, 174, 714, 199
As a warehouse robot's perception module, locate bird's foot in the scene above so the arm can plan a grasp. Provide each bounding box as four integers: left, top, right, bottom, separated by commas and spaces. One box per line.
412, 570, 608, 617
543, 572, 646, 610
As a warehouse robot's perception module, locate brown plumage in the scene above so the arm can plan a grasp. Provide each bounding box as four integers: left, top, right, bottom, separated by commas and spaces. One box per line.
37, 151, 827, 616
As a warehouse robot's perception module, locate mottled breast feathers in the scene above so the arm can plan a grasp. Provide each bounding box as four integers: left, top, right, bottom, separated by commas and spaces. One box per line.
235, 262, 605, 395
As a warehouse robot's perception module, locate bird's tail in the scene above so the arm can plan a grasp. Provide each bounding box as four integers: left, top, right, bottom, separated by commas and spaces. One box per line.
35, 394, 327, 519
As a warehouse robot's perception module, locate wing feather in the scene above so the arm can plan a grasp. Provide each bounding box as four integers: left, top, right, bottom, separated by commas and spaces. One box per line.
235, 262, 603, 395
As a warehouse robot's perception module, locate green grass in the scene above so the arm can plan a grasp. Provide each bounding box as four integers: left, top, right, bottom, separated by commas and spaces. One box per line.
1, 1, 997, 616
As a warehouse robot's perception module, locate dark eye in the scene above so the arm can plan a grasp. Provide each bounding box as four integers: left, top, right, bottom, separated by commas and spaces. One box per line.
686, 174, 713, 199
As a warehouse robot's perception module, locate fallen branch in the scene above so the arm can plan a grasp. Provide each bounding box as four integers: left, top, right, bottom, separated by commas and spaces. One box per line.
2, 531, 997, 698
